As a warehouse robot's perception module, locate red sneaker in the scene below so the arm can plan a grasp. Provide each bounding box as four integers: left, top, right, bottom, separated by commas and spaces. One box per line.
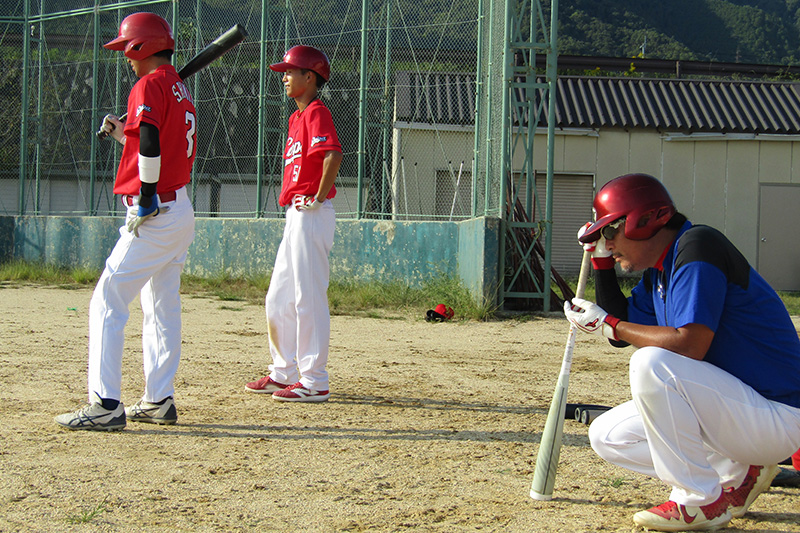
244, 376, 290, 394
632, 493, 731, 531
725, 464, 779, 517
272, 382, 330, 402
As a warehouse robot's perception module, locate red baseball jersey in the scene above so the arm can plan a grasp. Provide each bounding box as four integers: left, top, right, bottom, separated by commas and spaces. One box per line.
114, 64, 197, 195
279, 98, 341, 206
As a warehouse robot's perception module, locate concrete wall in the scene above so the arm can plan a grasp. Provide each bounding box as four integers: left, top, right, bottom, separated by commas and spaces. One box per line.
0, 215, 500, 304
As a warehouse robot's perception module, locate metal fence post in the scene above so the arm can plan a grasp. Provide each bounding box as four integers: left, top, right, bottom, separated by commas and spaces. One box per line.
356, 0, 370, 219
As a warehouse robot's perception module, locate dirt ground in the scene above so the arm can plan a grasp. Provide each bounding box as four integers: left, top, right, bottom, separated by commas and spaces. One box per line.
1, 284, 798, 532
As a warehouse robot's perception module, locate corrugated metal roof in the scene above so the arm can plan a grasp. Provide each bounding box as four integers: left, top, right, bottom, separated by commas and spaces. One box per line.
394, 72, 800, 134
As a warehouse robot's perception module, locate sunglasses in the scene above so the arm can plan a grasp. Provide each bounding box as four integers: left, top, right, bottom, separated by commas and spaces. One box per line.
601, 218, 625, 240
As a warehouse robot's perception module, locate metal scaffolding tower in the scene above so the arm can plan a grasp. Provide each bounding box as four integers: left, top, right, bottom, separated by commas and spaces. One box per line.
475, 0, 559, 311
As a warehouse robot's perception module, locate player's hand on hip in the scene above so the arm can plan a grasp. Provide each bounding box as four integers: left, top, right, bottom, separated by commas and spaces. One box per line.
101, 114, 126, 145
564, 297, 620, 340
293, 195, 322, 211
127, 196, 169, 238
578, 222, 614, 269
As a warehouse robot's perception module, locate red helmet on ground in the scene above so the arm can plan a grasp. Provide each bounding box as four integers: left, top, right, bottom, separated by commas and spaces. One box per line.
580, 173, 677, 243
270, 45, 331, 81
104, 12, 174, 61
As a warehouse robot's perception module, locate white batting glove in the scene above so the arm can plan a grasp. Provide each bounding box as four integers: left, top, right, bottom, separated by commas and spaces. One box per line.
101, 114, 126, 145
578, 222, 614, 269
126, 196, 169, 238
293, 195, 322, 211
563, 297, 620, 340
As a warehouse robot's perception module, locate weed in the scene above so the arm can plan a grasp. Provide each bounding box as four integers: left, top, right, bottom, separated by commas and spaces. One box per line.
66, 498, 108, 524
602, 476, 629, 489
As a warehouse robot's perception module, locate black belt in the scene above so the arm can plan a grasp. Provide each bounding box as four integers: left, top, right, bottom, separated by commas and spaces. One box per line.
123, 190, 177, 206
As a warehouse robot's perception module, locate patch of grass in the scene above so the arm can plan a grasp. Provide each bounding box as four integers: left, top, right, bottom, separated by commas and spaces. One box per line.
0, 260, 494, 320
6, 259, 800, 320
421, 273, 498, 321
181, 273, 270, 304
65, 498, 108, 524
0, 259, 98, 286
778, 291, 800, 316
327, 273, 497, 320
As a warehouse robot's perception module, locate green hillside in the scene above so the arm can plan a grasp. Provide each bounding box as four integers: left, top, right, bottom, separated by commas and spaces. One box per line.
6, 0, 800, 66
557, 0, 800, 65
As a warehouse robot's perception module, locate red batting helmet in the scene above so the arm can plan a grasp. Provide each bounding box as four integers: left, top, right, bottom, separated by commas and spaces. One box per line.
580, 173, 677, 243
270, 45, 331, 81
104, 12, 174, 61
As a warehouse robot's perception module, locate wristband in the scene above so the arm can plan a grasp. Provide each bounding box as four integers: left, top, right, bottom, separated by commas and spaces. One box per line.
591, 256, 616, 270
603, 315, 621, 341
138, 154, 161, 184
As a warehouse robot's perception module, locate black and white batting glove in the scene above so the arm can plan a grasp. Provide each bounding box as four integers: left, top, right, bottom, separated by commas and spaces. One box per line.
126, 193, 169, 238
101, 114, 126, 145
578, 222, 614, 270
563, 297, 621, 340
293, 195, 322, 211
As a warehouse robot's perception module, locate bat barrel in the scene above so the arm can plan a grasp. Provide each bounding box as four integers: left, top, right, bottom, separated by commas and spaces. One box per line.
529, 251, 591, 501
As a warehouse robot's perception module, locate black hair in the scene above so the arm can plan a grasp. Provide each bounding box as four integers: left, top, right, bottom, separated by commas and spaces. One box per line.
301, 69, 326, 89
153, 49, 174, 60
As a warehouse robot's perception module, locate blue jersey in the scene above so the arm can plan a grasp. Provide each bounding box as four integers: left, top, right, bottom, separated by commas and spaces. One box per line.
627, 220, 800, 408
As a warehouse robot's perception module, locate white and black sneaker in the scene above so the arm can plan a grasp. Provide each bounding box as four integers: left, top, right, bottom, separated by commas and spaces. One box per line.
125, 397, 178, 425
55, 402, 127, 431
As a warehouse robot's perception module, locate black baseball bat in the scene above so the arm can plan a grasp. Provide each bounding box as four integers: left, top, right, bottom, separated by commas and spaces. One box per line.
97, 23, 248, 140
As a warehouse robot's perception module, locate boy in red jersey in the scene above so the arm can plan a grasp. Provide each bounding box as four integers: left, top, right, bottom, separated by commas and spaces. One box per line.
56, 12, 196, 430
245, 45, 342, 402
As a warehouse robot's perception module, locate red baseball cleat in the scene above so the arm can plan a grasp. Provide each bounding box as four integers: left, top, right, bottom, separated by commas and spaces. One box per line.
725, 464, 779, 517
632, 493, 731, 531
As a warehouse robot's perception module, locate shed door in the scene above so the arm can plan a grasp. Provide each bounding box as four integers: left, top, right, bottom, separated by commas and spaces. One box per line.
535, 173, 594, 276
758, 184, 800, 291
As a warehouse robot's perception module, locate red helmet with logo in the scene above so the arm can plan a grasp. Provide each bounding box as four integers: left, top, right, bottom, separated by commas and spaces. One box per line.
104, 12, 174, 61
270, 45, 331, 81
580, 173, 677, 243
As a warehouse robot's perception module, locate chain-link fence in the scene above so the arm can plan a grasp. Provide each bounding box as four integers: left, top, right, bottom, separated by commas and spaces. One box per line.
1, 0, 487, 220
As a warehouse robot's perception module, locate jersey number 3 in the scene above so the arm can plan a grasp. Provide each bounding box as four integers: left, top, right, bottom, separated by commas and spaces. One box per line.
185, 111, 197, 158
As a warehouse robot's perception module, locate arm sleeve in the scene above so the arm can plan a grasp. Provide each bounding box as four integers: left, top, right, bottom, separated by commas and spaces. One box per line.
139, 122, 160, 158
138, 122, 160, 201
594, 269, 631, 347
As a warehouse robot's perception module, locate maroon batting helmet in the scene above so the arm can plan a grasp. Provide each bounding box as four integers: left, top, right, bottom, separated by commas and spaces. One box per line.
580, 173, 677, 243
104, 12, 174, 61
270, 45, 331, 81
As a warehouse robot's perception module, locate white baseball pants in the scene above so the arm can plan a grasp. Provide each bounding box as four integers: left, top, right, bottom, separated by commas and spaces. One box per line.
88, 187, 195, 403
589, 346, 800, 506
265, 200, 335, 390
